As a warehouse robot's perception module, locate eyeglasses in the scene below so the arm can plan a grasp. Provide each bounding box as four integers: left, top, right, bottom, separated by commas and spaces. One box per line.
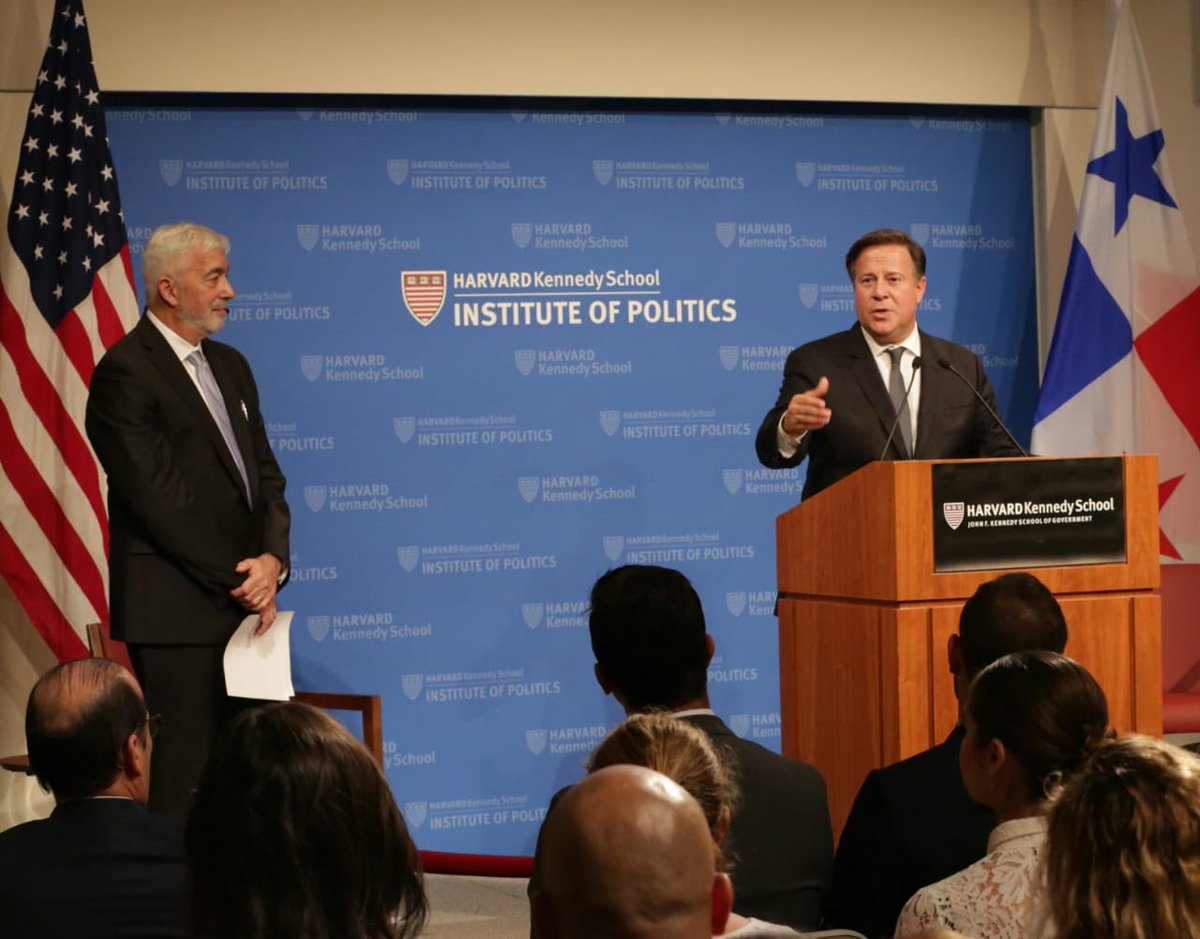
137, 713, 163, 740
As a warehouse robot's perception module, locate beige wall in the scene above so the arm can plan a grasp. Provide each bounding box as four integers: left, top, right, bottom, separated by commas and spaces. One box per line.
1, 0, 1197, 826
4, 1, 1106, 105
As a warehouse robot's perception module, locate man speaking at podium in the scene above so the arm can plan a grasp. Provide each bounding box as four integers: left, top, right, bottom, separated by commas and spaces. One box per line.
755, 229, 1022, 499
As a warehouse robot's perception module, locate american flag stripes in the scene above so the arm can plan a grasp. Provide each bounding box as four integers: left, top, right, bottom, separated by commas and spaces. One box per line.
1, 0, 139, 661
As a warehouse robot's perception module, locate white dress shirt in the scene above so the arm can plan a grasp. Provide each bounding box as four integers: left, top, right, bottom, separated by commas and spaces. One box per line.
775, 325, 921, 458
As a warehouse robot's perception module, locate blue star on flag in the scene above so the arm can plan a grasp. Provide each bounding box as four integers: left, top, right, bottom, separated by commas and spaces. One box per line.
1086, 96, 1177, 235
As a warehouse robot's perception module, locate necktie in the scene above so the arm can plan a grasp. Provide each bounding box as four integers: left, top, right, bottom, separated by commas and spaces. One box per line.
886, 346, 913, 459
187, 349, 251, 503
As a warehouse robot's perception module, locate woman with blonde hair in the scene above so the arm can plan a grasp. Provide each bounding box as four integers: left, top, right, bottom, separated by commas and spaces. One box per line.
1038, 734, 1200, 939
587, 711, 802, 938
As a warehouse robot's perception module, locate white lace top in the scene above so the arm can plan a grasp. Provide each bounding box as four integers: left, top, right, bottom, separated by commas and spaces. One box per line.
893, 814, 1047, 939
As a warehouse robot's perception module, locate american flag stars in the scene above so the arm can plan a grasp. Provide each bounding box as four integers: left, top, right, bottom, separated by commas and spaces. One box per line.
7, 2, 126, 326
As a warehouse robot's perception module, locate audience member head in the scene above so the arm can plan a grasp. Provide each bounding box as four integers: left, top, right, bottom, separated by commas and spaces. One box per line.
950, 572, 1068, 705
186, 701, 426, 939
844, 227, 927, 280
531, 764, 732, 939
587, 712, 739, 868
959, 651, 1108, 820
25, 657, 153, 803
1041, 735, 1200, 939
588, 565, 712, 713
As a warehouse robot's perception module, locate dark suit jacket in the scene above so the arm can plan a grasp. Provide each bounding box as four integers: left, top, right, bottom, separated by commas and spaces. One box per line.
680, 713, 833, 931
85, 314, 289, 644
0, 798, 187, 938
822, 725, 994, 939
755, 325, 1022, 499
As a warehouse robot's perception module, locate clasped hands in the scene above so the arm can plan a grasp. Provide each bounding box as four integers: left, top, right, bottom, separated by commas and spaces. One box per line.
230, 553, 283, 635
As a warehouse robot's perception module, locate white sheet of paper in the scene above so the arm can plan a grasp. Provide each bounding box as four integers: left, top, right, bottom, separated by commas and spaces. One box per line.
223, 610, 295, 700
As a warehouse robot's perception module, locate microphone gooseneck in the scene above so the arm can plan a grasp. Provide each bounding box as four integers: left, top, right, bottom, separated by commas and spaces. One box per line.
935, 356, 1028, 457
879, 356, 922, 461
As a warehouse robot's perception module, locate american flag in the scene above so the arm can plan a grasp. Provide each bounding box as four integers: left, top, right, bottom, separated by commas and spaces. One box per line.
0, 0, 139, 661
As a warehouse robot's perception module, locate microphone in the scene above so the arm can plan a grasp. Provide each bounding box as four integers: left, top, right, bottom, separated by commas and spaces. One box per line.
935, 356, 1028, 457
879, 356, 922, 461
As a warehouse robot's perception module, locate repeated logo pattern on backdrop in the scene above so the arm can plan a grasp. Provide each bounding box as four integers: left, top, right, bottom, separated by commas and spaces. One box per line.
105, 102, 1037, 855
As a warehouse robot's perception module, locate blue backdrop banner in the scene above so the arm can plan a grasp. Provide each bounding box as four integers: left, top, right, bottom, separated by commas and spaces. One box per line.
105, 99, 1036, 855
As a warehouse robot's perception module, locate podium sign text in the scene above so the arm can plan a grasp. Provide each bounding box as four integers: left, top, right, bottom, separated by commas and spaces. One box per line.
931, 458, 1126, 572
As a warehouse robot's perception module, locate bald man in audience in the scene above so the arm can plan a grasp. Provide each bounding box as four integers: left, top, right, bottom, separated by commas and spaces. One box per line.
0, 658, 186, 938
530, 764, 733, 939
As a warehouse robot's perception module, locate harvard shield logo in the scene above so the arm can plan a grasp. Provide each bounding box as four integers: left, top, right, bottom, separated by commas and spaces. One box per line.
513, 349, 536, 376
296, 224, 319, 252
386, 159, 409, 186
593, 160, 614, 186
397, 546, 421, 572
299, 355, 323, 382
306, 615, 330, 642
401, 674, 424, 701
525, 729, 548, 755
943, 501, 966, 530
158, 159, 183, 187
511, 222, 533, 248
393, 417, 416, 443
401, 271, 447, 326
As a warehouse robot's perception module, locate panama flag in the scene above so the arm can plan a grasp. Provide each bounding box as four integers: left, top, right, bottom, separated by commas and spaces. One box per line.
1031, 0, 1200, 562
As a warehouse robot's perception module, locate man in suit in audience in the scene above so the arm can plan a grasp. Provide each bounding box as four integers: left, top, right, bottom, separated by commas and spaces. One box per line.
755, 228, 1022, 499
823, 571, 1069, 938
530, 764, 732, 939
0, 658, 186, 937
86, 222, 290, 816
587, 564, 834, 930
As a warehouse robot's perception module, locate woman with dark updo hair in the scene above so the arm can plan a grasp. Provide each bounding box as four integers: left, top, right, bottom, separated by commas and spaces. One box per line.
895, 651, 1109, 938
186, 701, 427, 939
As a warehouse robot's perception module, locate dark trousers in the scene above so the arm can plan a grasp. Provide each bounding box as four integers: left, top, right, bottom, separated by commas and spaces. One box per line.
129, 643, 261, 818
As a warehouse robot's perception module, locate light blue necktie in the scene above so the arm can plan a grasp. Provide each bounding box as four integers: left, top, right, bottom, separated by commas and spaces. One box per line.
187, 348, 251, 503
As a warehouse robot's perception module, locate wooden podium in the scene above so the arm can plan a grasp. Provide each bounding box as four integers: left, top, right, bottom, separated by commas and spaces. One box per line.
775, 455, 1162, 837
